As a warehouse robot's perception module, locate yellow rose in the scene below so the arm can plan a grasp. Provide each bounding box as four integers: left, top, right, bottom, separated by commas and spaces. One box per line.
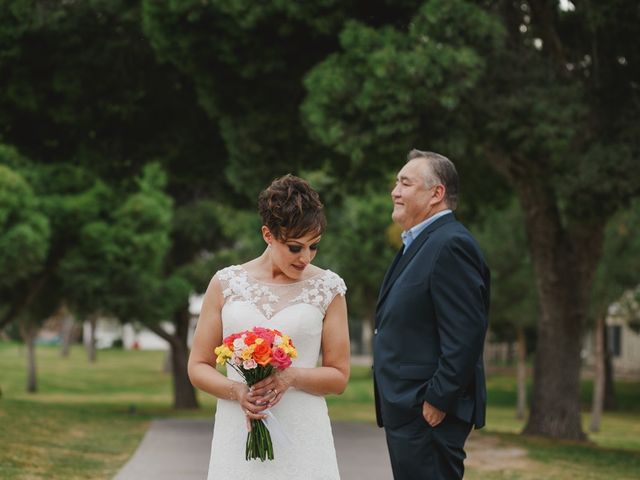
241, 345, 256, 360
214, 345, 232, 364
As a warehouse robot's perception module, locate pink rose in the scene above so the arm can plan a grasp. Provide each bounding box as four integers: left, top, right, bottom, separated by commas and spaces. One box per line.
271, 347, 292, 370
243, 359, 257, 370
253, 327, 275, 345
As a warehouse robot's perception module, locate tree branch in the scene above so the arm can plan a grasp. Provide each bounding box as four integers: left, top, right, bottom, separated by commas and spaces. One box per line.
529, 0, 567, 65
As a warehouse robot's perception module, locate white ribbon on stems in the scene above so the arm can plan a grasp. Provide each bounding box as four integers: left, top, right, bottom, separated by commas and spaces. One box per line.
261, 409, 293, 448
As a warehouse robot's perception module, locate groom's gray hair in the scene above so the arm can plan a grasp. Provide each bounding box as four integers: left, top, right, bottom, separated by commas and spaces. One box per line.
407, 149, 459, 211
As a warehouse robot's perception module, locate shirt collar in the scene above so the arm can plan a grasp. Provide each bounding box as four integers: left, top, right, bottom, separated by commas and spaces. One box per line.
401, 209, 452, 253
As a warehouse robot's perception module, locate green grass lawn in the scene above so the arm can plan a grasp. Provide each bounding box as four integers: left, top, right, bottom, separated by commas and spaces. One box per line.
1, 341, 640, 479
0, 342, 215, 480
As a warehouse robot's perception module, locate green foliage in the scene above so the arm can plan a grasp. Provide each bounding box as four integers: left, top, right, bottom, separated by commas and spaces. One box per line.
591, 200, 640, 316
322, 188, 397, 319
142, 0, 343, 198
1, 151, 113, 329
0, 0, 224, 192
474, 199, 537, 340
0, 151, 50, 289
0, 0, 228, 334
302, 0, 505, 178
59, 164, 188, 322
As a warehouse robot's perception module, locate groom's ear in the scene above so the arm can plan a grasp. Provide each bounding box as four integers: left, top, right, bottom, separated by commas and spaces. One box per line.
430, 184, 446, 205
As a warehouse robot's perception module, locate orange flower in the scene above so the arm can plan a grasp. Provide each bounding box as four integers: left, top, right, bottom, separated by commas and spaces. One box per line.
253, 342, 272, 366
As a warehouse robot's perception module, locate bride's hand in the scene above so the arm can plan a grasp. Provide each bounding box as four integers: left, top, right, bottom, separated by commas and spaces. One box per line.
250, 369, 295, 408
235, 383, 267, 429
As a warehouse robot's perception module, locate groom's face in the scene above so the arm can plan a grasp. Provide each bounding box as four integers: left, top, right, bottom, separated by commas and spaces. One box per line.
391, 158, 436, 231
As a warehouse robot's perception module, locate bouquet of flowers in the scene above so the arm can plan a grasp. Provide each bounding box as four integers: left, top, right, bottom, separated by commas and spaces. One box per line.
215, 326, 297, 461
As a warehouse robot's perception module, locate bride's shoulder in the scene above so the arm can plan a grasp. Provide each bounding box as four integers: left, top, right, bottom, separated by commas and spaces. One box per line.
215, 265, 243, 277
313, 267, 347, 295
212, 265, 246, 288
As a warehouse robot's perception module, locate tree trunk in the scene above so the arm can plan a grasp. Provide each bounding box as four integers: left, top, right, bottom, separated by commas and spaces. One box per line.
60, 306, 75, 358
26, 334, 37, 393
163, 349, 172, 374
170, 337, 198, 409
516, 326, 527, 420
603, 325, 617, 410
522, 221, 601, 439
511, 171, 604, 440
19, 322, 38, 393
85, 314, 97, 363
146, 306, 199, 409
589, 313, 606, 432
169, 307, 199, 409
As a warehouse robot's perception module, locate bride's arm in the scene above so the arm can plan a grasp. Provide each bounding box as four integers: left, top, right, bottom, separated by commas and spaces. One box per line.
188, 276, 257, 411
253, 294, 351, 399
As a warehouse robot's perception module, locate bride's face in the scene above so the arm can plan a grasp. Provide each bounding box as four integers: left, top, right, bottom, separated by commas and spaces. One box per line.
262, 227, 321, 280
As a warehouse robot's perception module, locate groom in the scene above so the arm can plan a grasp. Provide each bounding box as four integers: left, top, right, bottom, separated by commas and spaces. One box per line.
373, 150, 490, 479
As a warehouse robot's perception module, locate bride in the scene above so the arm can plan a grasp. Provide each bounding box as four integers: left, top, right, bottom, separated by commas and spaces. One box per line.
188, 174, 350, 479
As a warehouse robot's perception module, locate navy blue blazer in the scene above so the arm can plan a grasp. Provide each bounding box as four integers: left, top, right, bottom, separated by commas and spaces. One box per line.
373, 212, 490, 429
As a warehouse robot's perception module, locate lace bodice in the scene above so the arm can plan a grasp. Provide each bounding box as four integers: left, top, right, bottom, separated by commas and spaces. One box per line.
218, 265, 347, 319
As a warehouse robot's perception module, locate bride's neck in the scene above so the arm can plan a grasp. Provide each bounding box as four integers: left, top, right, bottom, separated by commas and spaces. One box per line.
253, 248, 287, 282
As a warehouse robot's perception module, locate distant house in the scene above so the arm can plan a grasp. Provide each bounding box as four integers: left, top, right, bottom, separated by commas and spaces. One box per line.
583, 306, 640, 377
80, 294, 203, 350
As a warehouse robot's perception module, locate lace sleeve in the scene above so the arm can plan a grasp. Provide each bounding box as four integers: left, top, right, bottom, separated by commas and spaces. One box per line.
319, 270, 347, 312
216, 265, 242, 302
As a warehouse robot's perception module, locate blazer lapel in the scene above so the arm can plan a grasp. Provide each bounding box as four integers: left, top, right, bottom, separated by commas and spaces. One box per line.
376, 213, 455, 312
378, 246, 404, 297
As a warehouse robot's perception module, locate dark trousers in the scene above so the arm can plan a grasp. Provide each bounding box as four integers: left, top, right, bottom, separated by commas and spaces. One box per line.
384, 413, 472, 480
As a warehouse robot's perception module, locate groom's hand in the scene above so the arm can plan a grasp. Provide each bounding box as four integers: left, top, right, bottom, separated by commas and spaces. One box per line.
422, 401, 446, 427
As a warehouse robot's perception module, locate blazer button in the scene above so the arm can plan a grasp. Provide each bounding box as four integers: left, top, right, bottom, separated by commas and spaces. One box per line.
374, 328, 378, 335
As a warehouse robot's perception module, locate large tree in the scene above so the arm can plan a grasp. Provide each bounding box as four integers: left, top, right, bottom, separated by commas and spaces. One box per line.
0, 0, 232, 408
1, 152, 109, 391
141, 0, 433, 199
302, 0, 640, 439
0, 150, 51, 393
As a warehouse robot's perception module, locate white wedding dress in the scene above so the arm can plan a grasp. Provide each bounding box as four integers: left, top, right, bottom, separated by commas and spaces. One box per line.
207, 265, 346, 480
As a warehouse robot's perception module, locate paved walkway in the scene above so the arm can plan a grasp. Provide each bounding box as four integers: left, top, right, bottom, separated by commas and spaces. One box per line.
114, 419, 394, 480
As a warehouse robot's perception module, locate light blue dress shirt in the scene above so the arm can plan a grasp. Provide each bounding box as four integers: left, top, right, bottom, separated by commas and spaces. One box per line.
401, 210, 452, 254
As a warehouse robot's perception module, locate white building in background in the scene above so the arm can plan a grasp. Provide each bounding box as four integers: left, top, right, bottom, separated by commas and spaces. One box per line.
81, 294, 203, 350
583, 299, 640, 377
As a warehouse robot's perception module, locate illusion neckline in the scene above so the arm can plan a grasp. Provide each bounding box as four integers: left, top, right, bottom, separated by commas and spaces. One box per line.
238, 265, 326, 286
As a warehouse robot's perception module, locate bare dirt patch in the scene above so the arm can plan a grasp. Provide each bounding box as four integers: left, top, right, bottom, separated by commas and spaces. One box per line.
466, 432, 538, 472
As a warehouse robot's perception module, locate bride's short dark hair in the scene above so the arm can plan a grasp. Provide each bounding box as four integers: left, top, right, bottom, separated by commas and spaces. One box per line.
258, 174, 326, 241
